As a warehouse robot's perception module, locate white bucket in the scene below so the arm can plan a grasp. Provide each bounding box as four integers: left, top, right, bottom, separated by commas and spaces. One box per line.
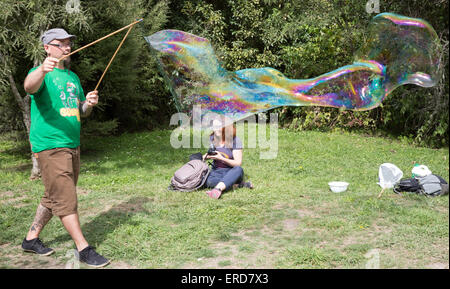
328, 181, 349, 193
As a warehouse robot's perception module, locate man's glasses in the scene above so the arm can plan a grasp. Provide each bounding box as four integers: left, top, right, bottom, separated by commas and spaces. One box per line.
48, 43, 73, 48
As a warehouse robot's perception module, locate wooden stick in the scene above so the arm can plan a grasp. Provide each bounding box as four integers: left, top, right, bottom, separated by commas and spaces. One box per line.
58, 18, 143, 62
94, 25, 134, 91
377, 188, 385, 199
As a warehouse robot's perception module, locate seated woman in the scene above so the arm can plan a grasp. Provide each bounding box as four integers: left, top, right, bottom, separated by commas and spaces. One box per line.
203, 120, 253, 199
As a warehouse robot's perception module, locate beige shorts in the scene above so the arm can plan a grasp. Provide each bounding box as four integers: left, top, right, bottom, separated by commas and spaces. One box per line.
36, 147, 80, 217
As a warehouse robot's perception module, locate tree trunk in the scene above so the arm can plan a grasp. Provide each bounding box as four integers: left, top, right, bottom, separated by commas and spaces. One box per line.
8, 72, 40, 180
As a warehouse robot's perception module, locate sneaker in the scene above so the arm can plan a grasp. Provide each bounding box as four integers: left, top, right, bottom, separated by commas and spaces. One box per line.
22, 238, 55, 256
235, 181, 254, 189
78, 246, 110, 268
206, 188, 222, 199
243, 181, 254, 189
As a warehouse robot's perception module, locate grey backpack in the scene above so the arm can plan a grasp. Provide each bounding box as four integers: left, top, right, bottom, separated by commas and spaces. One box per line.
169, 160, 210, 192
416, 174, 448, 196
395, 174, 449, 196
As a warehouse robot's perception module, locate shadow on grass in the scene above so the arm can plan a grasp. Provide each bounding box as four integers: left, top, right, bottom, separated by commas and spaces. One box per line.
3, 130, 201, 176
1, 163, 32, 173
0, 142, 31, 172
48, 196, 153, 248
0, 141, 30, 155
80, 132, 201, 175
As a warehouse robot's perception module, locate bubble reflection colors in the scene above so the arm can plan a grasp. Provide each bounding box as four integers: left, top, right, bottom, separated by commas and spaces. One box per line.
145, 13, 441, 125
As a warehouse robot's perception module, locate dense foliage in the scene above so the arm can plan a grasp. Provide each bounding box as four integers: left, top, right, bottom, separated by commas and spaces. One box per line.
0, 0, 448, 147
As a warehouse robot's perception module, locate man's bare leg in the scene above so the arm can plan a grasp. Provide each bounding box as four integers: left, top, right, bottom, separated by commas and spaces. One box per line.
26, 204, 53, 240
60, 213, 89, 251
60, 213, 110, 267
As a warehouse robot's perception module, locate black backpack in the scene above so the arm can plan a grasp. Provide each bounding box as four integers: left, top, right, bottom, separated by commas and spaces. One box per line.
393, 178, 421, 194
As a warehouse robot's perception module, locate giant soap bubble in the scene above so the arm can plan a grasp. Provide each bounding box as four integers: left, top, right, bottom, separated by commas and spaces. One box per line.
145, 13, 442, 126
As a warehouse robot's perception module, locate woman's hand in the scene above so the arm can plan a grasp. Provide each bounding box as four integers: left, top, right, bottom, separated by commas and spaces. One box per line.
206, 150, 242, 167
206, 151, 225, 161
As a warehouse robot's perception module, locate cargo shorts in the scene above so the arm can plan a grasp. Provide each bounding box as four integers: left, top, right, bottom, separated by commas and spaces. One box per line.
35, 147, 80, 217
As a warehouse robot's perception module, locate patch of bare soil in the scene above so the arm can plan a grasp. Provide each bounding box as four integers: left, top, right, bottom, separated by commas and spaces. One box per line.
0, 191, 29, 208
0, 243, 135, 269
1, 243, 67, 269
183, 203, 319, 269
76, 187, 91, 195
424, 262, 449, 269
183, 226, 280, 269
0, 191, 14, 198
283, 219, 300, 231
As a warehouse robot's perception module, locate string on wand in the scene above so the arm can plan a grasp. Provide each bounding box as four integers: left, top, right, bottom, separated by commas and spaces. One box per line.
94, 25, 134, 90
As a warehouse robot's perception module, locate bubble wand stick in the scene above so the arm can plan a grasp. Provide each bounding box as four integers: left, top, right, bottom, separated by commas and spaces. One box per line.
94, 25, 134, 90
58, 18, 143, 62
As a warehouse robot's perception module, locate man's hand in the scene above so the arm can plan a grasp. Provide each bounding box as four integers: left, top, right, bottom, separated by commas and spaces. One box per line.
85, 90, 99, 107
39, 57, 59, 74
24, 57, 59, 93
80, 91, 98, 117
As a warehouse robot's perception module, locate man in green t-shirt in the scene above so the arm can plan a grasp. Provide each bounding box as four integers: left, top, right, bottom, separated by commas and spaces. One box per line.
22, 28, 109, 268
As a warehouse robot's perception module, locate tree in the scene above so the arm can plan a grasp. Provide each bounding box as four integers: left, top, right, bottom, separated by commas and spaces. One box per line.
166, 0, 448, 146
0, 0, 172, 178
72, 0, 172, 133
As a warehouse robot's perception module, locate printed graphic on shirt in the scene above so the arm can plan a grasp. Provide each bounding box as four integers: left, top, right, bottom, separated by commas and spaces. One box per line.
59, 82, 80, 121
217, 151, 230, 159
214, 148, 232, 168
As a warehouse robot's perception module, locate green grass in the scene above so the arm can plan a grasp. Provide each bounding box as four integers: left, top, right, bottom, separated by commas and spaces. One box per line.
0, 128, 448, 269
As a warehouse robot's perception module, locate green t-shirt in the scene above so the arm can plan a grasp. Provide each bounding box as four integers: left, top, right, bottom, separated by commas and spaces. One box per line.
29, 67, 86, 153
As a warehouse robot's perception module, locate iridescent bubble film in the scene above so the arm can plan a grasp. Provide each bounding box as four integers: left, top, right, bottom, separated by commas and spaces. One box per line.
145, 13, 442, 126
